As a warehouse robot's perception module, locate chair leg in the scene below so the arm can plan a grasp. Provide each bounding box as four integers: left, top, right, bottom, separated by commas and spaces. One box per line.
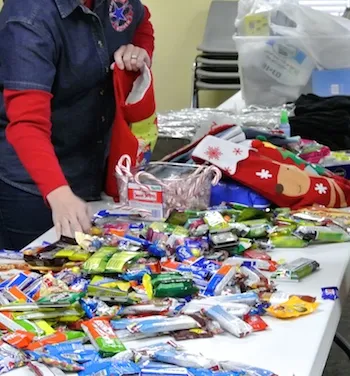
334, 332, 350, 359
190, 57, 200, 108
192, 89, 199, 109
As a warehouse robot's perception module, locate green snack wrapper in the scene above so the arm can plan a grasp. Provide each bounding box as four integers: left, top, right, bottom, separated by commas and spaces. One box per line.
149, 222, 168, 232
274, 208, 291, 219
148, 272, 185, 287
69, 249, 91, 261
237, 207, 268, 222
83, 247, 117, 274
240, 218, 270, 227
229, 238, 252, 255
14, 319, 45, 336
65, 330, 86, 341
143, 273, 198, 299
105, 251, 147, 273
54, 249, 75, 258
184, 210, 207, 218
14, 308, 83, 321
269, 224, 297, 237
153, 282, 198, 298
37, 292, 84, 305
295, 226, 350, 243
271, 258, 320, 282
167, 211, 189, 226
247, 224, 269, 239
82, 318, 126, 357
270, 235, 308, 248
204, 211, 230, 233
172, 226, 189, 237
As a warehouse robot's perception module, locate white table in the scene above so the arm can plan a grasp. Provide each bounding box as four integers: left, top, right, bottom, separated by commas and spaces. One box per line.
7, 200, 350, 376
5, 94, 350, 376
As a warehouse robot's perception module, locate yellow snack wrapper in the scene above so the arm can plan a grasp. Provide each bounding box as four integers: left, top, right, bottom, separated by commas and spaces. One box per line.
266, 296, 319, 319
34, 320, 56, 335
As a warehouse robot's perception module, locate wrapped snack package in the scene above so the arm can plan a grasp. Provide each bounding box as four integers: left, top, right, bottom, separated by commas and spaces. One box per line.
127, 315, 201, 335
266, 296, 319, 319
271, 258, 320, 282
82, 318, 126, 357
202, 305, 252, 338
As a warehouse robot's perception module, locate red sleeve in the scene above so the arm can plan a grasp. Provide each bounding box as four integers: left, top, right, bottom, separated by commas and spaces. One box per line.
4, 89, 68, 198
132, 5, 155, 59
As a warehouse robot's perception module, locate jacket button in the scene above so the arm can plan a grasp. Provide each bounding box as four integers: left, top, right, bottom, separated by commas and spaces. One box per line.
97, 40, 103, 48
101, 116, 106, 122
100, 89, 104, 96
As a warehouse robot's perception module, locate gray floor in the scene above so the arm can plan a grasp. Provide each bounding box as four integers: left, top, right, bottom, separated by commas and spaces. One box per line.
323, 295, 350, 375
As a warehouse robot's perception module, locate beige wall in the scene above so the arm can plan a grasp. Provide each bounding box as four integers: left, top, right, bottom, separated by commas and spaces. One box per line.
0, 0, 233, 111
144, 0, 233, 111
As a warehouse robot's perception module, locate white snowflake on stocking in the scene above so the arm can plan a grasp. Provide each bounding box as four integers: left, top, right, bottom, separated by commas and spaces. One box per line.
315, 183, 327, 195
256, 169, 272, 179
233, 147, 243, 156
205, 146, 222, 160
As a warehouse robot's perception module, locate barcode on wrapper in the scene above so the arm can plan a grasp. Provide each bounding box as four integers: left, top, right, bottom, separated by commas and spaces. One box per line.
127, 183, 164, 219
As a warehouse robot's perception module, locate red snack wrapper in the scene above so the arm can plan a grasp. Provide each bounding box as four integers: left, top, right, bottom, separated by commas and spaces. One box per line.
244, 315, 268, 332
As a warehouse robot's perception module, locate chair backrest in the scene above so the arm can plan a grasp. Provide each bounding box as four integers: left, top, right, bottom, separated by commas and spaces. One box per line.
198, 0, 239, 53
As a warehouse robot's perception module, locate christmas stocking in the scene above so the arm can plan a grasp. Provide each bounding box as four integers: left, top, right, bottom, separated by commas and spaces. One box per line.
247, 139, 350, 189
192, 136, 350, 209
243, 140, 327, 177
105, 65, 158, 199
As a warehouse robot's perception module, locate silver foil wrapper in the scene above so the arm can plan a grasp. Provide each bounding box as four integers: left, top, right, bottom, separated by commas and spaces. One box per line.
157, 105, 295, 140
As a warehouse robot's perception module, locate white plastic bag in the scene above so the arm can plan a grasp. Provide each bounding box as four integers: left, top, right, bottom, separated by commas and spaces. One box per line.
235, 0, 350, 105
237, 34, 315, 105
276, 3, 350, 69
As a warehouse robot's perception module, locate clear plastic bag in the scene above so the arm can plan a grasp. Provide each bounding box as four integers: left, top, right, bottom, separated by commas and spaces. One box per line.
235, 0, 350, 105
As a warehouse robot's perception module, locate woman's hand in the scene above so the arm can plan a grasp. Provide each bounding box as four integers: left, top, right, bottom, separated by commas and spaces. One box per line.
112, 44, 151, 71
46, 186, 92, 238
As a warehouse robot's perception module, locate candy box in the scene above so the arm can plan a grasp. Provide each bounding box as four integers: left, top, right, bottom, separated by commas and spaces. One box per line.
116, 158, 221, 220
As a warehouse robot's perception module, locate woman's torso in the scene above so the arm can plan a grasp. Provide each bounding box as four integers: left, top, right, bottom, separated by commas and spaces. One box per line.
0, 0, 144, 200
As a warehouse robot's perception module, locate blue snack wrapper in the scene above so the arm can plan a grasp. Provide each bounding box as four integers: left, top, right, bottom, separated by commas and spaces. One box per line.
322, 287, 339, 301
79, 360, 140, 376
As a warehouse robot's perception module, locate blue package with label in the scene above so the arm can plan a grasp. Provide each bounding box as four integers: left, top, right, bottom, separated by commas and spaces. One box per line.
210, 180, 270, 209
44, 342, 98, 363
79, 360, 140, 376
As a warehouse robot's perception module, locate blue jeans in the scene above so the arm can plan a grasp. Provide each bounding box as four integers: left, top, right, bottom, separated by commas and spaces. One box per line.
0, 180, 53, 250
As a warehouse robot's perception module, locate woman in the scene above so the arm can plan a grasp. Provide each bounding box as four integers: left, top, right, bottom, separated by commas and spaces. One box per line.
0, 0, 155, 250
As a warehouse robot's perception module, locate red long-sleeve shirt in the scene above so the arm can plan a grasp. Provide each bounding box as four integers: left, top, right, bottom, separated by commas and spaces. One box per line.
4, 2, 154, 199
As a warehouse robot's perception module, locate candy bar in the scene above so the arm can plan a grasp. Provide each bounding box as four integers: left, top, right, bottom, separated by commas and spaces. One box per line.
203, 305, 252, 338
82, 318, 126, 357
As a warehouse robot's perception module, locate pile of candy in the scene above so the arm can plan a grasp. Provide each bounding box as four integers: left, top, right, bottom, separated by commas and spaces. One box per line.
0, 337, 285, 376
0, 204, 346, 376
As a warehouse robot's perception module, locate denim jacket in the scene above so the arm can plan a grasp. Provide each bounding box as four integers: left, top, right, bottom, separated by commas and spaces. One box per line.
0, 0, 144, 200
